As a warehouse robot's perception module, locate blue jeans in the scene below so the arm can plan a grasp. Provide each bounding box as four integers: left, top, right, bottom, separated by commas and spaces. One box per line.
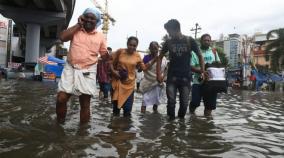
166, 76, 191, 118
190, 84, 202, 108
112, 92, 134, 117
99, 83, 111, 98
190, 84, 218, 110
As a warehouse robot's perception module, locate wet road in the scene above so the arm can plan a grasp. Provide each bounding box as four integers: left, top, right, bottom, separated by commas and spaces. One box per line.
0, 80, 283, 158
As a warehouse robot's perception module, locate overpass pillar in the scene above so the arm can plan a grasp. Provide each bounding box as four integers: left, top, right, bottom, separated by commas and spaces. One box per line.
39, 45, 46, 57
25, 24, 40, 63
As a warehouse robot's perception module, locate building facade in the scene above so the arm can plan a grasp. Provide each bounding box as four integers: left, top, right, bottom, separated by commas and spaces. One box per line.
224, 34, 242, 68
0, 14, 9, 67
251, 33, 276, 69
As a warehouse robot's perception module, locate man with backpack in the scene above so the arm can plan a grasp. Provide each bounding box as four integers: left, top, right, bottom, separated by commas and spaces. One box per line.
190, 33, 221, 116
156, 19, 205, 119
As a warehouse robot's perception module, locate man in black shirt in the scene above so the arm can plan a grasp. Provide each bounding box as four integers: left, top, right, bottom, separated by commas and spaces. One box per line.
156, 19, 204, 119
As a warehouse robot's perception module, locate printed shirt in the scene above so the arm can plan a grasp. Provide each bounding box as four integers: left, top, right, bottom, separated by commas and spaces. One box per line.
67, 29, 107, 69
191, 47, 220, 84
161, 35, 199, 78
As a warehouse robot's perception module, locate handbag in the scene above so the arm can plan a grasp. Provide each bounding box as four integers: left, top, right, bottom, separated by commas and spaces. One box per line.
202, 80, 228, 93
202, 58, 228, 94
112, 49, 128, 81
118, 68, 128, 81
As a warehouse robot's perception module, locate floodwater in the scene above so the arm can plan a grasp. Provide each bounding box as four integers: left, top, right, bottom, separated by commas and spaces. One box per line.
0, 80, 283, 158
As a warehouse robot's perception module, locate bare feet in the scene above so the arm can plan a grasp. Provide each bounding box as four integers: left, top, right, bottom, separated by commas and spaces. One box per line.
141, 106, 146, 113
189, 105, 196, 115
153, 104, 158, 113
204, 109, 212, 116
99, 91, 104, 99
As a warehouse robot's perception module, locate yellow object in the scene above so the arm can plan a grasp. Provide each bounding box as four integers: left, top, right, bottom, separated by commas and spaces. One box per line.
43, 72, 56, 80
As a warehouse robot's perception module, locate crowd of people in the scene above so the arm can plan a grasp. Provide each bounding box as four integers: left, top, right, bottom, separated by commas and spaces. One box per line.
55, 7, 224, 124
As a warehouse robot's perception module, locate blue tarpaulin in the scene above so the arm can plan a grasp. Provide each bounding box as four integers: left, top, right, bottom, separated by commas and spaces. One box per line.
270, 74, 283, 82
47, 56, 65, 64
43, 56, 65, 77
44, 64, 64, 77
251, 69, 283, 90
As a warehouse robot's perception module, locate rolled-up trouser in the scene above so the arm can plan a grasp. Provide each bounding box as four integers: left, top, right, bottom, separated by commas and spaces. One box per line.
190, 84, 202, 109
166, 76, 191, 118
202, 90, 218, 110
190, 83, 218, 110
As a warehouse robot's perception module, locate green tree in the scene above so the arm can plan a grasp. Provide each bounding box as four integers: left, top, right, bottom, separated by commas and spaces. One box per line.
161, 34, 169, 45
265, 28, 284, 72
215, 46, 229, 66
160, 34, 169, 59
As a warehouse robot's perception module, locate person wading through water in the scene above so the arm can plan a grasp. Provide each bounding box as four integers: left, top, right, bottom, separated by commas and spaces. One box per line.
140, 41, 167, 113
56, 7, 109, 124
110, 36, 157, 117
156, 19, 205, 120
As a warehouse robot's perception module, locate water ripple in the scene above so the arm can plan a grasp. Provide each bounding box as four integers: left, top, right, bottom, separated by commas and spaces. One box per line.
0, 80, 283, 157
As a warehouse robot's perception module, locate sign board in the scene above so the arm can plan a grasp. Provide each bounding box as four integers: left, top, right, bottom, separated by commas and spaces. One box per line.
8, 62, 21, 69
0, 21, 7, 28
42, 72, 56, 81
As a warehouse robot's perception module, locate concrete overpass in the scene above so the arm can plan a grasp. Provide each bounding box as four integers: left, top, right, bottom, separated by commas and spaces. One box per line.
0, 0, 75, 63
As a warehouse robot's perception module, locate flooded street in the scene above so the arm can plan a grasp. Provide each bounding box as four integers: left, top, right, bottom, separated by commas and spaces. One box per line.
0, 80, 283, 158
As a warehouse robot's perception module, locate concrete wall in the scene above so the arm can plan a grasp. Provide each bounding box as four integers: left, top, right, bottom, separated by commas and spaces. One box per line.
11, 36, 22, 57
0, 15, 8, 67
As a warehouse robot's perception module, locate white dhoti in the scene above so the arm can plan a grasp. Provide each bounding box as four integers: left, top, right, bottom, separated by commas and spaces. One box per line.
58, 63, 97, 96
142, 83, 166, 107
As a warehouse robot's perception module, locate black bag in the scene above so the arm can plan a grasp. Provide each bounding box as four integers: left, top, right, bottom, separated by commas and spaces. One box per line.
202, 59, 228, 94
112, 49, 128, 81
202, 80, 228, 93
118, 68, 128, 81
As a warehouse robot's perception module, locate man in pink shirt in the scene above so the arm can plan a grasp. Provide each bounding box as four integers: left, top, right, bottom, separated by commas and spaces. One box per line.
56, 8, 109, 124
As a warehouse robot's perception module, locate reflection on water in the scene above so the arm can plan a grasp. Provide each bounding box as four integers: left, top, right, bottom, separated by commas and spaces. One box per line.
0, 80, 283, 157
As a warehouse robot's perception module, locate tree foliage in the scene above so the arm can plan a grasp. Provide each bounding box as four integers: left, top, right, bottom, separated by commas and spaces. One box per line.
161, 34, 169, 46
265, 28, 284, 72
215, 46, 229, 66
160, 34, 169, 59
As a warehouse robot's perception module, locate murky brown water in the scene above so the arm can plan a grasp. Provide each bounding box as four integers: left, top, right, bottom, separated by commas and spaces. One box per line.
0, 80, 283, 158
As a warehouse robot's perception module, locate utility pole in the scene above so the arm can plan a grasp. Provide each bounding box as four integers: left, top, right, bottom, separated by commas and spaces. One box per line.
6, 19, 12, 67
190, 23, 201, 39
